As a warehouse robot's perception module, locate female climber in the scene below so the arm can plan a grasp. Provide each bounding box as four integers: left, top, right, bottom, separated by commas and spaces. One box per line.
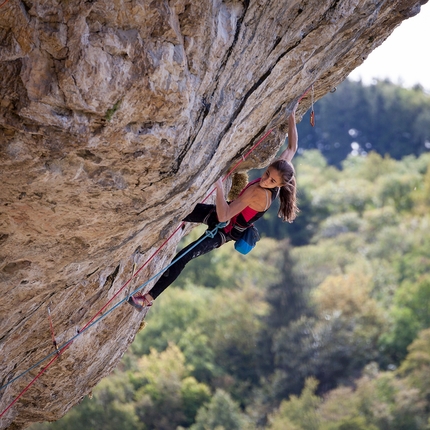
128, 104, 299, 312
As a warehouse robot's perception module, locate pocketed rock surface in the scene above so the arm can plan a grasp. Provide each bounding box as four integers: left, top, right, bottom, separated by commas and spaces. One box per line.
0, 0, 426, 428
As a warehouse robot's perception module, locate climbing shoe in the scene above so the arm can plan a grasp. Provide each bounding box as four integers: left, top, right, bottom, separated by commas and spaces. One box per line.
127, 294, 153, 312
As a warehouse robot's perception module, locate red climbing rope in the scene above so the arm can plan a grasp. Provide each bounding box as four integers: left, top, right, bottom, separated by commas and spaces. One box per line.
0, 0, 12, 8
298, 85, 312, 103
0, 343, 71, 419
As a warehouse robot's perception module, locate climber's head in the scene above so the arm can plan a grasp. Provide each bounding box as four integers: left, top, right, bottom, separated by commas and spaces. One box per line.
264, 159, 298, 223
260, 159, 295, 188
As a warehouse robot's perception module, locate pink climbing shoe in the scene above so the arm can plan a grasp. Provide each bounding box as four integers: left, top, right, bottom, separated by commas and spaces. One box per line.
127, 293, 153, 312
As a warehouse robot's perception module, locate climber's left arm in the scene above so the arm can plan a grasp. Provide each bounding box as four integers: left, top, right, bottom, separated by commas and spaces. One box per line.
278, 103, 298, 163
214, 178, 253, 222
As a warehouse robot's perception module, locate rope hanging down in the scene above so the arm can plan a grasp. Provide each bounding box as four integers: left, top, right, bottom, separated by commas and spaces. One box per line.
1, 88, 313, 417
297, 84, 315, 127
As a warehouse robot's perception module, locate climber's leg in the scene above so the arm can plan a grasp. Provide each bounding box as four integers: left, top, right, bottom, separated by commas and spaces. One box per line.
148, 230, 226, 300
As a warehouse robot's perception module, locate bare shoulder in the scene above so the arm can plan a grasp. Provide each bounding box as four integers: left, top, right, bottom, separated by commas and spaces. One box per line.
246, 183, 270, 211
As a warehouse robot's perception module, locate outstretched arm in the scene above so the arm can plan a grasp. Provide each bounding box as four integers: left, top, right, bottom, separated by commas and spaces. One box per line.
278, 103, 298, 163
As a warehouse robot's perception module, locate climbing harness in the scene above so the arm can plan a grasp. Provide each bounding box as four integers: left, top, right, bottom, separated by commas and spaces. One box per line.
1, 86, 314, 417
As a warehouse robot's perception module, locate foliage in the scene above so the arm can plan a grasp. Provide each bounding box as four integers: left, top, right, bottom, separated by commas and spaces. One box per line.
132, 344, 211, 429
268, 369, 427, 430
380, 276, 430, 363
297, 79, 430, 166
31, 374, 143, 430
254, 239, 315, 403
267, 378, 321, 430
311, 178, 374, 216
319, 369, 426, 430
269, 277, 384, 398
190, 389, 250, 430
130, 286, 212, 356
105, 100, 122, 122
399, 328, 430, 401
375, 172, 422, 211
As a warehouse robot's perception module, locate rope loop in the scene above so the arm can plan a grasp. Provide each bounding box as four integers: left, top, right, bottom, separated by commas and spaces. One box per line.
205, 229, 217, 239
204, 222, 228, 238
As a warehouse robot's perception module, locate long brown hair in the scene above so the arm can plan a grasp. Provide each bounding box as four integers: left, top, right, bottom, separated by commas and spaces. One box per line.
270, 159, 299, 222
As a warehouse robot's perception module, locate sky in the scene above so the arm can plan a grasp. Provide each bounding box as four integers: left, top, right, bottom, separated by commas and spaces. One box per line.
348, 3, 430, 91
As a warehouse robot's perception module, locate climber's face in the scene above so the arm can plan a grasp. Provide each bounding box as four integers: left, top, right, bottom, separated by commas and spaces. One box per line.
260, 167, 283, 188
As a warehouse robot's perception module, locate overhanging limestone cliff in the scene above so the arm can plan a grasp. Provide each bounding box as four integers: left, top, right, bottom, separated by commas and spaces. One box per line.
0, 0, 426, 428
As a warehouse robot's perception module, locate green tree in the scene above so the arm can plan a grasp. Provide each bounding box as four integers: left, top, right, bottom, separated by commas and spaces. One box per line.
130, 286, 211, 356
199, 283, 268, 388
318, 369, 426, 430
30, 374, 143, 430
312, 178, 374, 216
132, 343, 211, 429
178, 328, 221, 384
316, 212, 364, 240
269, 273, 384, 399
412, 157, 430, 211
380, 276, 430, 363
341, 151, 397, 182
267, 378, 321, 430
256, 239, 314, 382
298, 79, 430, 166
190, 389, 248, 430
399, 328, 430, 403
375, 172, 421, 211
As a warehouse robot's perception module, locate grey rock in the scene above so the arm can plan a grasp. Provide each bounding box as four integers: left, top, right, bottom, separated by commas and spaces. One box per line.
0, 0, 426, 428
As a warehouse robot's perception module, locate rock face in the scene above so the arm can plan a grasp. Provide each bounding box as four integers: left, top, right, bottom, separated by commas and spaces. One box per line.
0, 0, 426, 428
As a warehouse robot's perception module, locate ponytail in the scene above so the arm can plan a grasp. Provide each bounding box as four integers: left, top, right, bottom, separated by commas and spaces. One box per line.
270, 159, 299, 223
278, 176, 299, 222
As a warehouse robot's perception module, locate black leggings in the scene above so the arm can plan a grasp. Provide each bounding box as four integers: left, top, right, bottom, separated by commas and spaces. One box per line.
149, 204, 231, 300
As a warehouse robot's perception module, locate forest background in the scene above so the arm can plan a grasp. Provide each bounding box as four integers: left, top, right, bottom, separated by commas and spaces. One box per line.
32, 79, 430, 430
